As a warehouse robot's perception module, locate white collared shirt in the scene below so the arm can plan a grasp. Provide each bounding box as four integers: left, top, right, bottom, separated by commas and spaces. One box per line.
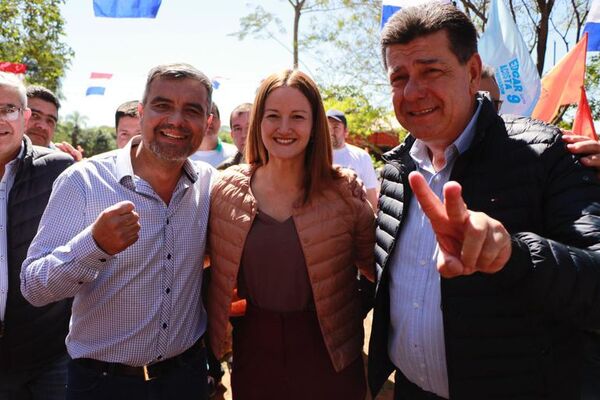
0, 142, 25, 320
388, 101, 483, 398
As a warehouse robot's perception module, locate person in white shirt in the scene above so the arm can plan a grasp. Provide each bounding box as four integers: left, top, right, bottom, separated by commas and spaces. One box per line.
327, 109, 378, 210
190, 103, 237, 167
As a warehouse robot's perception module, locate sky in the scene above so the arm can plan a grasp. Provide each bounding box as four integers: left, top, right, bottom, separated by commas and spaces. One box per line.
57, 1, 593, 129
59, 1, 320, 127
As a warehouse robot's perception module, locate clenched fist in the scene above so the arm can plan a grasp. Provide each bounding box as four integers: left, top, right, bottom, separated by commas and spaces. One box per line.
91, 201, 140, 255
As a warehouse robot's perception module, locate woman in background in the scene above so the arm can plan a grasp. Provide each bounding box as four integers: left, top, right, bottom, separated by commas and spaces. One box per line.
207, 69, 375, 400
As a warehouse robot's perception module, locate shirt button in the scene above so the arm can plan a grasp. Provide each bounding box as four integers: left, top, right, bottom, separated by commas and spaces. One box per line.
165, 288, 171, 294
420, 363, 425, 368
157, 355, 163, 360
99, 258, 106, 262
419, 259, 426, 266
419, 376, 425, 382
167, 254, 172, 260
166, 218, 170, 225
413, 302, 419, 309
162, 323, 167, 329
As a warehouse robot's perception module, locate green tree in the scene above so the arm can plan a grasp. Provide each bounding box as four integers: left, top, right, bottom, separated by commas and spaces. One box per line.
586, 55, 600, 121
232, 0, 334, 69
0, 0, 74, 92
321, 84, 391, 138
63, 111, 88, 147
78, 126, 116, 156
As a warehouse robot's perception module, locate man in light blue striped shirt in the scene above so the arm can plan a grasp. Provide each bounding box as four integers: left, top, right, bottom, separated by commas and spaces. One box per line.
21, 63, 217, 400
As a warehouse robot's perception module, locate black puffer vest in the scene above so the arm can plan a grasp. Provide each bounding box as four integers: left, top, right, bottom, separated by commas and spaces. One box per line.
0, 137, 74, 371
369, 98, 600, 399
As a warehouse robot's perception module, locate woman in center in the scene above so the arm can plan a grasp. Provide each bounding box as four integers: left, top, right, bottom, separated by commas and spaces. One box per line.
207, 69, 375, 399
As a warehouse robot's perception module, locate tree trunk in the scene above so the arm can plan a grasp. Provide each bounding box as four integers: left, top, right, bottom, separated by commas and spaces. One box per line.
71, 125, 79, 147
535, 0, 554, 74
292, 1, 304, 69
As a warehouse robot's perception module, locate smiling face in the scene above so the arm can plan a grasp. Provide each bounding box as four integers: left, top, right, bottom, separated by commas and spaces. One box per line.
25, 97, 58, 147
138, 77, 211, 163
260, 86, 313, 164
0, 85, 30, 164
386, 30, 481, 150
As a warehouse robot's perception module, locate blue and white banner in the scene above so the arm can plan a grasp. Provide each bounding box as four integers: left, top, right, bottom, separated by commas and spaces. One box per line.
584, 0, 600, 52
93, 0, 162, 18
381, 0, 450, 28
478, 0, 541, 116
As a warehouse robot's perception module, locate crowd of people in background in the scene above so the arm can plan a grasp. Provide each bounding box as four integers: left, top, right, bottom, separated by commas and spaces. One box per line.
2, 3, 600, 400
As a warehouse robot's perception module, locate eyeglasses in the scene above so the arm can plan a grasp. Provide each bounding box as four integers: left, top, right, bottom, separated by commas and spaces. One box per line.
0, 106, 22, 121
493, 100, 503, 112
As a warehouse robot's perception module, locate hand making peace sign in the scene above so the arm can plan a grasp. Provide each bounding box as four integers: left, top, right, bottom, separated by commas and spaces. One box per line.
408, 171, 512, 278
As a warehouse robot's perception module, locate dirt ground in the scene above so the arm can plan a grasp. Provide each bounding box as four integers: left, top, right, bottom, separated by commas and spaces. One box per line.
211, 310, 395, 400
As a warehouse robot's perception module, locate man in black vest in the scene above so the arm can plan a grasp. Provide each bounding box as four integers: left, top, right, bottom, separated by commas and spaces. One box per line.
0, 72, 74, 399
369, 4, 600, 399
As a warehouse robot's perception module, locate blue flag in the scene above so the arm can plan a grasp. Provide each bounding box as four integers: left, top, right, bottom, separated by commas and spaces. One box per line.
478, 0, 540, 116
93, 0, 162, 18
381, 0, 450, 28
86, 87, 106, 96
584, 0, 600, 52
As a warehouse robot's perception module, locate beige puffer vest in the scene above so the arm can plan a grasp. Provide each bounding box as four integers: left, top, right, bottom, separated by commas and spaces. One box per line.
207, 164, 375, 372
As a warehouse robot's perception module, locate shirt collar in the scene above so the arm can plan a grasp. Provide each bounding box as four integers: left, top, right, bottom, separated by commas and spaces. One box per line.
15, 140, 25, 161
116, 136, 198, 184
410, 98, 483, 167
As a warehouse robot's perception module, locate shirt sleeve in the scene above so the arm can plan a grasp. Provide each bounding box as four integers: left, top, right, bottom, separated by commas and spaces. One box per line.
359, 152, 379, 190
20, 167, 113, 307
490, 135, 600, 329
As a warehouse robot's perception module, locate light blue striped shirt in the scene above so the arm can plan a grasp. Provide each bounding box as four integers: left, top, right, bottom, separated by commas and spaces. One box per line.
388, 101, 482, 398
0, 142, 24, 320
21, 137, 216, 366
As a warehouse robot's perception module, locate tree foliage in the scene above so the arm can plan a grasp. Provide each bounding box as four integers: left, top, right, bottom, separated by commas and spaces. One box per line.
232, 0, 339, 69
78, 127, 116, 156
459, 0, 589, 74
56, 113, 117, 157
0, 0, 74, 92
586, 55, 600, 121
321, 84, 394, 138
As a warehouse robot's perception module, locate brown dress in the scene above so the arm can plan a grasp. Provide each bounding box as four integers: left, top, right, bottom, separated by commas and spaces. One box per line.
231, 211, 366, 400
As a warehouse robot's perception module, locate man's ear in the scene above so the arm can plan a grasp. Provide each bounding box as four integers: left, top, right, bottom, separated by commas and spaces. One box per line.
137, 102, 144, 119
23, 107, 32, 122
468, 53, 483, 96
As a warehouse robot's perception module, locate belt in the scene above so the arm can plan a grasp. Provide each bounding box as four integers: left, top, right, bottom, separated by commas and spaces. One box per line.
74, 340, 205, 381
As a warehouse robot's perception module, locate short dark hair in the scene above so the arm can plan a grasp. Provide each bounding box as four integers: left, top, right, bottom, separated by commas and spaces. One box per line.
211, 102, 220, 120
381, 3, 478, 68
142, 63, 212, 112
115, 100, 140, 129
26, 85, 60, 110
229, 103, 252, 128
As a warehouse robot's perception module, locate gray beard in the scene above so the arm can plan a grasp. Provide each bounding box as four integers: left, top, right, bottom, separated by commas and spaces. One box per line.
148, 139, 192, 162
